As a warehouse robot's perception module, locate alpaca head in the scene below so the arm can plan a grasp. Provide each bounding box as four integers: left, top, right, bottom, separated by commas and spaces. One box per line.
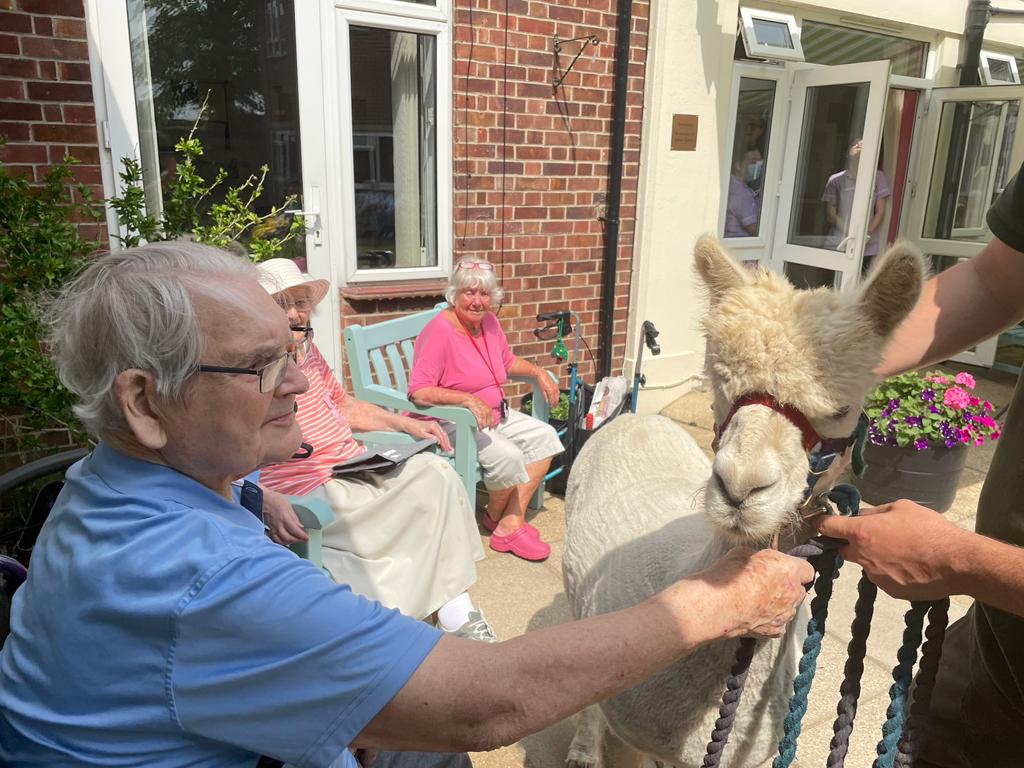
694, 237, 926, 544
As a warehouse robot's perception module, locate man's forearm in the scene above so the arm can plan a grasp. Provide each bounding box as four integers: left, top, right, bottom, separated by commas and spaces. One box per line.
356, 577, 733, 753
956, 534, 1024, 618
340, 397, 409, 433
878, 237, 1024, 376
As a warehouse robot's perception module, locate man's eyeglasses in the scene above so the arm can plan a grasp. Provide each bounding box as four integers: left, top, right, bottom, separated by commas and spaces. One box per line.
455, 260, 494, 272
291, 325, 313, 358
197, 349, 298, 393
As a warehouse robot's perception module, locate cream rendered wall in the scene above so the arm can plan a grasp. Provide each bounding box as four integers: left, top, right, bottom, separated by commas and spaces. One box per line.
628, 0, 740, 415
629, 0, 1024, 415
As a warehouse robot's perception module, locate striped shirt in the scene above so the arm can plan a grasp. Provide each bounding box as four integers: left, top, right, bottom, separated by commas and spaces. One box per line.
259, 343, 365, 495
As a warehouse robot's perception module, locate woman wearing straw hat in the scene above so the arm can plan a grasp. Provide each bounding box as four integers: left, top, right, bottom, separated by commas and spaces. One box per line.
255, 258, 496, 642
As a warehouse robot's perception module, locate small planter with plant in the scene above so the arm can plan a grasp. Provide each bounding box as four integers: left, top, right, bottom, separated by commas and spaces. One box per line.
857, 370, 1001, 512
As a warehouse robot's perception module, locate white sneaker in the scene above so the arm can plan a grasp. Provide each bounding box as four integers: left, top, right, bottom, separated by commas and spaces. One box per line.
445, 609, 498, 643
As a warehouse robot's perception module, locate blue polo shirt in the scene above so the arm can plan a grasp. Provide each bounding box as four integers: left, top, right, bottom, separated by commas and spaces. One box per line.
0, 443, 441, 767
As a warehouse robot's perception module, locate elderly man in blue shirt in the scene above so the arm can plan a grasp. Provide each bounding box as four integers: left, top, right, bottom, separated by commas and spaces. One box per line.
0, 242, 813, 767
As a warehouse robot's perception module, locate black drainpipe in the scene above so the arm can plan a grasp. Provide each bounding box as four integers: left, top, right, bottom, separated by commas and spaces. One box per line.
598, 0, 634, 380
937, 0, 990, 237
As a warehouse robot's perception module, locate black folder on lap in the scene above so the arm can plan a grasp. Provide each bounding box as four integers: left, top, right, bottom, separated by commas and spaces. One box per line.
331, 435, 440, 476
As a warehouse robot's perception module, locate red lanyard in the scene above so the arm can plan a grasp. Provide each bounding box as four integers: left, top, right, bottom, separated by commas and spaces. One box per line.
456, 313, 504, 395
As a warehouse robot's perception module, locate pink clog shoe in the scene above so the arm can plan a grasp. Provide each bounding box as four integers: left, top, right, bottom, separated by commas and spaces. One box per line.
489, 525, 550, 561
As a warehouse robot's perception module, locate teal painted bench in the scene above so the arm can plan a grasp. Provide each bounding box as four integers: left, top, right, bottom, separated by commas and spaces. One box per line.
344, 303, 553, 511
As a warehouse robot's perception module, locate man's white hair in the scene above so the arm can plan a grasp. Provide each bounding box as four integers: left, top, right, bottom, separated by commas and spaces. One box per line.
46, 241, 257, 437
445, 258, 504, 305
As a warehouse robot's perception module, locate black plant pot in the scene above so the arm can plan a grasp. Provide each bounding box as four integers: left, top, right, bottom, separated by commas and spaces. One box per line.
854, 441, 968, 513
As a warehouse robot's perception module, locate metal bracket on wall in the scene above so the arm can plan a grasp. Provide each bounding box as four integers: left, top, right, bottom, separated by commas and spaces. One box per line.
552, 34, 600, 88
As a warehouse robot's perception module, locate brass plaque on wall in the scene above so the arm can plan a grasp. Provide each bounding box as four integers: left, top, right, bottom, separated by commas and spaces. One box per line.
670, 114, 698, 151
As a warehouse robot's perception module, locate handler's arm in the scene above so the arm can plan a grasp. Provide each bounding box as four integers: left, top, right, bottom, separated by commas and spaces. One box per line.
354, 547, 813, 753
878, 236, 1024, 377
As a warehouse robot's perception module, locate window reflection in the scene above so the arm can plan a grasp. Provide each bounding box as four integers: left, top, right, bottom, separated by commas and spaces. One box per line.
126, 0, 304, 261
724, 78, 775, 239
922, 100, 1018, 242
350, 27, 437, 271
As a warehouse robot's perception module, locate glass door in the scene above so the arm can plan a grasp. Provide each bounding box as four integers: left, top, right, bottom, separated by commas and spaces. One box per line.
902, 84, 1024, 367
770, 60, 891, 289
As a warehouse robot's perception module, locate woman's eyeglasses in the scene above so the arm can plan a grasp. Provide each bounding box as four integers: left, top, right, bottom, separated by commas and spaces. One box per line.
280, 298, 312, 311
455, 260, 494, 272
291, 325, 313, 358
197, 348, 298, 394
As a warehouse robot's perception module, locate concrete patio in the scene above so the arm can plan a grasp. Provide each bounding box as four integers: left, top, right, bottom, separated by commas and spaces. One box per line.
465, 363, 1016, 768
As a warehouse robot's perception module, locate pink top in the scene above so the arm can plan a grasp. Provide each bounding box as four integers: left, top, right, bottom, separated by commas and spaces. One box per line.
259, 342, 364, 496
409, 310, 515, 421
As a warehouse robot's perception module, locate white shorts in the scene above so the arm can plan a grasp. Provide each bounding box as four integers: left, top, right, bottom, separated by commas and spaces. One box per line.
475, 408, 564, 490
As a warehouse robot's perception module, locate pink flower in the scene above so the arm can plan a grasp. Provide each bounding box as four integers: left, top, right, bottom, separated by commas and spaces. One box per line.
955, 372, 976, 388
958, 428, 972, 443
969, 396, 980, 407
975, 437, 985, 446
925, 375, 948, 384
944, 387, 971, 409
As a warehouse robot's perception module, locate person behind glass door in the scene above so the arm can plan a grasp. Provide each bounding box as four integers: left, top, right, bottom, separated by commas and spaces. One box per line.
724, 145, 762, 238
822, 138, 891, 273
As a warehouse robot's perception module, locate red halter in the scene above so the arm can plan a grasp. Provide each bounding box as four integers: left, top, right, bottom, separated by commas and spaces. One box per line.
714, 393, 824, 453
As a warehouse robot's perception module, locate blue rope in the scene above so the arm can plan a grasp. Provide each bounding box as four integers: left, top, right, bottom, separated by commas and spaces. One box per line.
872, 601, 928, 768
773, 546, 842, 768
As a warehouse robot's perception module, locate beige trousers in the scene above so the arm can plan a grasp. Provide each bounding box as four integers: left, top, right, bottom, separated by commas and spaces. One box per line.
305, 453, 484, 619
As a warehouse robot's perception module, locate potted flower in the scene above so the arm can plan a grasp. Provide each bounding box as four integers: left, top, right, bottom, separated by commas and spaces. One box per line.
856, 370, 1001, 512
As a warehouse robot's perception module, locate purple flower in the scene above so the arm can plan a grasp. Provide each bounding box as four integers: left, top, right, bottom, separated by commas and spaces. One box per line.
914, 438, 929, 451
928, 405, 940, 414
889, 398, 901, 410
945, 438, 957, 448
904, 416, 923, 427
922, 389, 935, 402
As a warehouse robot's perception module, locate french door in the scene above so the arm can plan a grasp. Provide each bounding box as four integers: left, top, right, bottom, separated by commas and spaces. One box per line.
769, 60, 891, 290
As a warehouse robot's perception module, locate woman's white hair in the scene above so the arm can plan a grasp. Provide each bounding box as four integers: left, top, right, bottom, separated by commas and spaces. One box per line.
45, 241, 257, 437
445, 258, 504, 305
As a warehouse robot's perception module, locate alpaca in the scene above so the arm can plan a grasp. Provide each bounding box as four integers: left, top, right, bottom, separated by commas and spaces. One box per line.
562, 237, 927, 768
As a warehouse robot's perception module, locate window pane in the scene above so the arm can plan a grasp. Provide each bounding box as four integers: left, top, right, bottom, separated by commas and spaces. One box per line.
350, 27, 437, 271
922, 100, 1019, 242
802, 21, 927, 78
126, 0, 304, 261
784, 262, 837, 289
723, 78, 775, 239
752, 18, 793, 49
988, 58, 1013, 83
787, 82, 880, 251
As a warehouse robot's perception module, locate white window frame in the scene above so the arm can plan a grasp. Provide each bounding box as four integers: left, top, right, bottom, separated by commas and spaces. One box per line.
739, 7, 805, 63
331, 7, 452, 284
980, 50, 1021, 86
718, 63, 792, 259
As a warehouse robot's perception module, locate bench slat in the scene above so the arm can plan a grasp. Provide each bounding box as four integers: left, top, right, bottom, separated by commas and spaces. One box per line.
369, 348, 392, 390
385, 343, 409, 393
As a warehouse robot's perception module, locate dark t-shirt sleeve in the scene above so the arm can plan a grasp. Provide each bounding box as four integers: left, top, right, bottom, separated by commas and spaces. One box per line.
987, 166, 1024, 252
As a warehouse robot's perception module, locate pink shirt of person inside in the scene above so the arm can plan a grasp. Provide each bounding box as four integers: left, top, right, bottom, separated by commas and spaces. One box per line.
409, 311, 514, 422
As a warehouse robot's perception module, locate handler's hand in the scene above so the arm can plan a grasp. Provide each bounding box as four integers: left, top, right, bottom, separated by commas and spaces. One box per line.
261, 485, 309, 545
814, 500, 963, 601
400, 416, 452, 453
700, 547, 814, 639
462, 394, 496, 429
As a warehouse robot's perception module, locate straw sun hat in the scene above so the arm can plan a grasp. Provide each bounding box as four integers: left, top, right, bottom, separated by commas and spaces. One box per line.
255, 258, 330, 308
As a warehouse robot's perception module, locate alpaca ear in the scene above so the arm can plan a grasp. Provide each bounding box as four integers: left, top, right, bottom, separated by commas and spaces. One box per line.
694, 235, 751, 303
856, 241, 927, 338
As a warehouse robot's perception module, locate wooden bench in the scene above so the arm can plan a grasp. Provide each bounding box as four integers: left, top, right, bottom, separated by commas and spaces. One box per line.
344, 303, 553, 510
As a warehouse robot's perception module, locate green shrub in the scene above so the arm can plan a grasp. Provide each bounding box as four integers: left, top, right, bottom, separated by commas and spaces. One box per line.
0, 157, 101, 452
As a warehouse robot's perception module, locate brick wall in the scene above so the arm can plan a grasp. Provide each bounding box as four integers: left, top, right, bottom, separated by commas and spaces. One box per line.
0, 0, 104, 471
0, 0, 105, 243
342, 0, 649, 398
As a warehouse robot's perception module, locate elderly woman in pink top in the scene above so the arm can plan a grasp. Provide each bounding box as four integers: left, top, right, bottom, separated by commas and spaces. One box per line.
409, 258, 563, 562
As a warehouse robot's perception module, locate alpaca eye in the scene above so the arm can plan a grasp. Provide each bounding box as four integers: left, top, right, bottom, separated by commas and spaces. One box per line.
831, 406, 851, 419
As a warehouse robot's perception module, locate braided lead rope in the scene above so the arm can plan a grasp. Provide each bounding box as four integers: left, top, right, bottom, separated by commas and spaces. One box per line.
700, 485, 858, 768
701, 637, 757, 767
773, 546, 843, 768
894, 598, 950, 768
871, 601, 928, 768
826, 574, 878, 768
